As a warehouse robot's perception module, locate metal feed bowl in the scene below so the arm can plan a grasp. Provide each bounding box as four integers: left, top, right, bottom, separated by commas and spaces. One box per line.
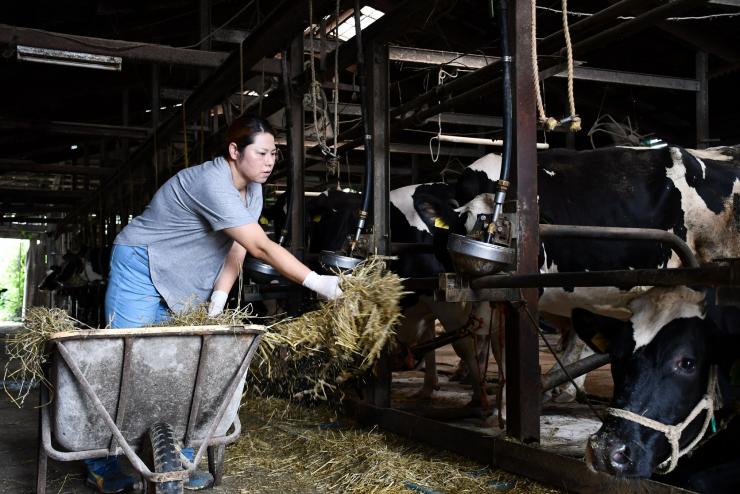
447, 233, 515, 276
319, 250, 363, 273
244, 256, 282, 284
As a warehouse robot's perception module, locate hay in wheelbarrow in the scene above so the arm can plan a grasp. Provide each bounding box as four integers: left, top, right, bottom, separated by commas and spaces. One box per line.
4, 256, 404, 407
225, 396, 562, 494
2, 307, 86, 407
246, 255, 406, 402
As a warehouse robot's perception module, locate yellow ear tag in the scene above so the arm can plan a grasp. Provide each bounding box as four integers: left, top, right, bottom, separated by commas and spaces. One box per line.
591, 333, 610, 353
259, 216, 269, 225
434, 217, 449, 230
312, 215, 322, 223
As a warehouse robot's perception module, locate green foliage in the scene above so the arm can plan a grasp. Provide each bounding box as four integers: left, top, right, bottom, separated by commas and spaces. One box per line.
0, 239, 29, 321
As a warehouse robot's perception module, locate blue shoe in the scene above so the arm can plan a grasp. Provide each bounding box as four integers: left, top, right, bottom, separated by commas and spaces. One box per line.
85, 457, 136, 494
181, 447, 214, 490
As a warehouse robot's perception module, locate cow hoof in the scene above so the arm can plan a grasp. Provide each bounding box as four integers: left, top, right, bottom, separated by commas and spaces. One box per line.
412, 389, 435, 400
553, 391, 578, 403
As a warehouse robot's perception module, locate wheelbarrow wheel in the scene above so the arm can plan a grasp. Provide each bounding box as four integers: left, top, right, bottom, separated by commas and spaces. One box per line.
141, 422, 184, 494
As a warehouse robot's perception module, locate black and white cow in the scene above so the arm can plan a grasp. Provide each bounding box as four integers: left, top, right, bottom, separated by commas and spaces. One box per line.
572, 286, 739, 492
454, 145, 740, 402
297, 145, 740, 417
298, 181, 492, 403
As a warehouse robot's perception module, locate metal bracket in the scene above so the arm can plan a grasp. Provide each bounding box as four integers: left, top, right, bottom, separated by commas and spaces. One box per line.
437, 272, 520, 302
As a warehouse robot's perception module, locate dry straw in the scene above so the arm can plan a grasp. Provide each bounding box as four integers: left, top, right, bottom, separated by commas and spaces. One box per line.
249, 255, 406, 402
3, 307, 87, 407
227, 396, 560, 494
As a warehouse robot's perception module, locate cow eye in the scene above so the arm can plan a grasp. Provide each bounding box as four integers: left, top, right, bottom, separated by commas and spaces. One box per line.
676, 357, 696, 373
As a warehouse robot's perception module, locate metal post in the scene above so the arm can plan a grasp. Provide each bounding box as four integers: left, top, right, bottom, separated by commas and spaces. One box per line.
287, 35, 305, 317
368, 41, 391, 407
696, 51, 709, 149
507, 0, 540, 443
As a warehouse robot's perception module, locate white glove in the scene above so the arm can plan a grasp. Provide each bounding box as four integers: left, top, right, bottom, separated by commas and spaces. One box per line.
208, 290, 228, 317
302, 271, 343, 300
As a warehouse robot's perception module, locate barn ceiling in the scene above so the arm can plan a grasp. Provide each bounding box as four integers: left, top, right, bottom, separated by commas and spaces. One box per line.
1, 0, 739, 238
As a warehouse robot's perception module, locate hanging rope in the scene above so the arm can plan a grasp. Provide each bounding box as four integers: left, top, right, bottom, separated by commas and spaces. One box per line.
530, 0, 580, 132
561, 0, 580, 132
308, 0, 335, 159
429, 68, 458, 163
328, 0, 341, 186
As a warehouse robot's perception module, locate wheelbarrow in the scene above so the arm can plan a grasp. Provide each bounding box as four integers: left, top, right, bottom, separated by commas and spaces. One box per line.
36, 325, 263, 494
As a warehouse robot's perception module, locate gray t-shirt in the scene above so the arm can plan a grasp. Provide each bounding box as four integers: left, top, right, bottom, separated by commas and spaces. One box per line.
115, 156, 262, 312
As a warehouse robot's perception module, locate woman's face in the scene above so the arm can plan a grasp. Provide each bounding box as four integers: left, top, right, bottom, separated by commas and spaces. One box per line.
229, 132, 277, 185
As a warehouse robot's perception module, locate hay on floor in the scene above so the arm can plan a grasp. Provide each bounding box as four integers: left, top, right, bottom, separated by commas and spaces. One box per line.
226, 396, 561, 494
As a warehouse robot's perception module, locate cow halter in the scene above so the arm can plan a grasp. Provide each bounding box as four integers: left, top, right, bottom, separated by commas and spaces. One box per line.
605, 365, 720, 474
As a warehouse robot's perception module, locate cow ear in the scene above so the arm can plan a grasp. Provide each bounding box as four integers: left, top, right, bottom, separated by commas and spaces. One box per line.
414, 196, 457, 233
572, 308, 631, 355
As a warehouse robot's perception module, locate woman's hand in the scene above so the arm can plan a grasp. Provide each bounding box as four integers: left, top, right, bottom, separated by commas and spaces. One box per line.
302, 271, 343, 300
208, 290, 229, 316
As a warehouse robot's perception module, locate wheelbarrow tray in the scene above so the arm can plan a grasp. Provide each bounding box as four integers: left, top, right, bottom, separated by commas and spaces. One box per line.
46, 325, 262, 454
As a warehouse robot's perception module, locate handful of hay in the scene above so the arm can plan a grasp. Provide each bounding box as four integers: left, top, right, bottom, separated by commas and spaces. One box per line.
250, 255, 406, 402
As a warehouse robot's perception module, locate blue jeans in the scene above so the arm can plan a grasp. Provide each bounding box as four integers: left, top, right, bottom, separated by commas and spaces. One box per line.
105, 245, 171, 328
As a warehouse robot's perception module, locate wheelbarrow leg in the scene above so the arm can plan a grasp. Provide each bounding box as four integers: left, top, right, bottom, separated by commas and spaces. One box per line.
206, 445, 225, 486
36, 387, 48, 494
36, 433, 48, 494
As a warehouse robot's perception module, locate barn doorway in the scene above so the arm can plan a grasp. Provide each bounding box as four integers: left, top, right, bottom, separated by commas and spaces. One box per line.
0, 238, 30, 328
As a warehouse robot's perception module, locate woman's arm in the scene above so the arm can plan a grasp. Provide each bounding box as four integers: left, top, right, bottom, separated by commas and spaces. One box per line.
223, 223, 341, 299
213, 241, 247, 292
224, 223, 309, 284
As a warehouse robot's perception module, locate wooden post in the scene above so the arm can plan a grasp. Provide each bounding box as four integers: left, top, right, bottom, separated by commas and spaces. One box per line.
287, 35, 305, 317
506, 0, 541, 444
367, 41, 391, 408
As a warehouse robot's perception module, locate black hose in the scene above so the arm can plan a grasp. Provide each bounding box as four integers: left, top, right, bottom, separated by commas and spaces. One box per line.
485, 0, 513, 241
351, 0, 373, 250
497, 0, 513, 185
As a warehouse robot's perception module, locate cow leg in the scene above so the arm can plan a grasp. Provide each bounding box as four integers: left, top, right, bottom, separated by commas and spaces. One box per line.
449, 302, 492, 409
489, 303, 507, 428
397, 303, 439, 399
543, 317, 591, 403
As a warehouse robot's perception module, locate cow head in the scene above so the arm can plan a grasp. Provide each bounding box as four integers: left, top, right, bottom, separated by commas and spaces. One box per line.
573, 287, 719, 477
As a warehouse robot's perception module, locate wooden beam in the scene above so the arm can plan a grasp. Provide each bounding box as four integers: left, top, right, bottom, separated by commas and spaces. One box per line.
658, 20, 740, 65
509, 0, 541, 444
0, 119, 149, 140
0, 23, 228, 68
0, 161, 115, 176
0, 204, 73, 214
0, 188, 87, 203
0, 216, 62, 224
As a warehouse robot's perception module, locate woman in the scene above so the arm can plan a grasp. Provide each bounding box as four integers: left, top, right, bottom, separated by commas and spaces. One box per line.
86, 114, 341, 493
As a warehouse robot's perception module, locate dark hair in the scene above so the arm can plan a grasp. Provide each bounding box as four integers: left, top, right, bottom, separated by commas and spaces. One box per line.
224, 113, 275, 155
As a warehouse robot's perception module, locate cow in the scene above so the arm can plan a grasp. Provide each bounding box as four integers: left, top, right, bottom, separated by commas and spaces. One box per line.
40, 247, 106, 326
292, 181, 496, 406
572, 286, 739, 492
284, 145, 740, 419
453, 145, 740, 402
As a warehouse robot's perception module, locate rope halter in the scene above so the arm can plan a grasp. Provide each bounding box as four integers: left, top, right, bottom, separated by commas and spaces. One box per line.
605, 366, 720, 473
